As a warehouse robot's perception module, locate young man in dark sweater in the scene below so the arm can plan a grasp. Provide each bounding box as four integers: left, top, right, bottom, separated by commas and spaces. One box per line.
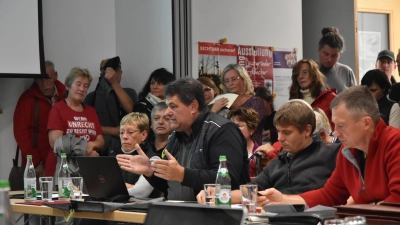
197, 99, 341, 204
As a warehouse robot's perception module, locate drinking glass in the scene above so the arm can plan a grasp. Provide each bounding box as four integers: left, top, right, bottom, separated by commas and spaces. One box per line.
204, 184, 220, 207
39, 177, 53, 202
68, 177, 84, 201
240, 184, 258, 213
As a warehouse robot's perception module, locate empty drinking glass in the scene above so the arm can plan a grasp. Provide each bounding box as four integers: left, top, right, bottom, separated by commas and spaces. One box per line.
68, 177, 83, 201
239, 184, 258, 213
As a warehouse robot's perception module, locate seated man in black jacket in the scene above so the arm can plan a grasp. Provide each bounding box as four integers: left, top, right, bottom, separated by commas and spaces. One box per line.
197, 99, 341, 204
117, 78, 250, 201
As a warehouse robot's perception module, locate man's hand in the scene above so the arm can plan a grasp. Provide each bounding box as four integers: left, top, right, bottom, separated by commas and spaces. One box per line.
104, 67, 119, 85
151, 150, 185, 182
196, 190, 206, 204
117, 143, 153, 176
258, 188, 284, 206
262, 130, 271, 142
210, 98, 229, 113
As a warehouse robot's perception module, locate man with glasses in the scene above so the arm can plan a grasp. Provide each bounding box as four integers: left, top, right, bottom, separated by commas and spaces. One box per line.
84, 56, 137, 156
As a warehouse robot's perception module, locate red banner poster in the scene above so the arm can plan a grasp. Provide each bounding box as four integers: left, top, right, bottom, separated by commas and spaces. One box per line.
237, 45, 274, 89
197, 42, 237, 81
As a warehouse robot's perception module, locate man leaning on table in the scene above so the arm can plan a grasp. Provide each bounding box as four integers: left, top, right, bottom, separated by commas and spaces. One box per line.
259, 86, 400, 207
117, 78, 250, 201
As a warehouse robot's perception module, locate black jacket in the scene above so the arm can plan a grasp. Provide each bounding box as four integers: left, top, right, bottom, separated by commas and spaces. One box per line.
377, 96, 396, 126
145, 110, 250, 198
251, 141, 341, 194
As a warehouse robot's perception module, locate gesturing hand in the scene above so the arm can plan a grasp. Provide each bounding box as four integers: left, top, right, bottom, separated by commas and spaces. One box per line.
104, 67, 119, 85
151, 150, 185, 182
116, 143, 153, 177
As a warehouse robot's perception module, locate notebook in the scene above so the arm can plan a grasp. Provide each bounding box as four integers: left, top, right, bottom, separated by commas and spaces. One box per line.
76, 156, 130, 202
144, 202, 246, 225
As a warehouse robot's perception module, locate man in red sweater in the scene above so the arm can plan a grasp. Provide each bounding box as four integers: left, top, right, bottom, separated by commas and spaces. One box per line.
259, 85, 400, 207
13, 61, 67, 177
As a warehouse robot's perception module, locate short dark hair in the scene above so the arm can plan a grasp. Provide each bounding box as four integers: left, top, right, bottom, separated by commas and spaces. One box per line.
164, 78, 207, 112
361, 69, 392, 96
330, 86, 380, 125
318, 27, 345, 52
254, 86, 275, 111
138, 68, 175, 100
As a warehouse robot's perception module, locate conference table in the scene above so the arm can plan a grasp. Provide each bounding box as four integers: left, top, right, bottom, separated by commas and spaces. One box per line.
10, 199, 147, 224
10, 198, 400, 225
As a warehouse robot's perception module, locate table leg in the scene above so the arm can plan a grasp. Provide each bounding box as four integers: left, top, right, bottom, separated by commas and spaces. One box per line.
49, 216, 55, 225
24, 214, 30, 225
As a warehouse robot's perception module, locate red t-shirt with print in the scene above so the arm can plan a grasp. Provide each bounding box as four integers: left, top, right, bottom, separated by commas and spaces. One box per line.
47, 101, 102, 141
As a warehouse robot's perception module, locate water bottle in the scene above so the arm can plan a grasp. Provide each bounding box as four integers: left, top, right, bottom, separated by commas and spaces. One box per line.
58, 153, 71, 201
23, 155, 37, 202
0, 180, 17, 225
215, 155, 231, 206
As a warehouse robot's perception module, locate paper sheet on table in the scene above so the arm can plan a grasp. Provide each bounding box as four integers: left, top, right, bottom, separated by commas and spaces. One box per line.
208, 93, 238, 108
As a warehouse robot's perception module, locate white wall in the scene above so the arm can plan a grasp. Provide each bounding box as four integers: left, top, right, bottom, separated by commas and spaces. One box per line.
42, 0, 117, 93
191, 0, 303, 109
115, 0, 173, 93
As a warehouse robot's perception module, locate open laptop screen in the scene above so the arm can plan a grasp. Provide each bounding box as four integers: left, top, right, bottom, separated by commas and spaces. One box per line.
144, 202, 246, 225
76, 156, 130, 201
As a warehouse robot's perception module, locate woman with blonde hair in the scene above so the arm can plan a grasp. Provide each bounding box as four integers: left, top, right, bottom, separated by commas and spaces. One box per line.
221, 63, 266, 145
313, 108, 336, 143
289, 59, 336, 129
48, 67, 104, 156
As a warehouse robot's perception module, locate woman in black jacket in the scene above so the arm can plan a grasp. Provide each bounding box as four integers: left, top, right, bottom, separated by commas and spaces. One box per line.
134, 68, 175, 122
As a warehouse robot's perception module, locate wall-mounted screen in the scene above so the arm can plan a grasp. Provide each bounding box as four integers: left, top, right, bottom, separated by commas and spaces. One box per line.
0, 0, 46, 78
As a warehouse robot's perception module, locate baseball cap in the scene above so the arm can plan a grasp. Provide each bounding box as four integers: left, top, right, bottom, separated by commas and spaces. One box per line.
377, 50, 395, 61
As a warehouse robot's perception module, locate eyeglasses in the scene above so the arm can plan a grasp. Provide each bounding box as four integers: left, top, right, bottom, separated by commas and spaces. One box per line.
223, 76, 241, 84
203, 87, 212, 92
120, 130, 141, 136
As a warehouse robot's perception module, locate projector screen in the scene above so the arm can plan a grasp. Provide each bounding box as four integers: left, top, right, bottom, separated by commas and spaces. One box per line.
0, 0, 46, 78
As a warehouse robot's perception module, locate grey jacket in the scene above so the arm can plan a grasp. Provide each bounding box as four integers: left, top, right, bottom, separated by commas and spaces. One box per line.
53, 133, 87, 178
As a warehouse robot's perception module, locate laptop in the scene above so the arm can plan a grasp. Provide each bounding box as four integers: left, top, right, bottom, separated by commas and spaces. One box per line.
76, 156, 130, 202
144, 202, 246, 225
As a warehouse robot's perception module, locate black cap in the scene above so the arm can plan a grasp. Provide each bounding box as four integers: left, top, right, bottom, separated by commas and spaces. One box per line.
377, 50, 395, 61
100, 56, 121, 71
